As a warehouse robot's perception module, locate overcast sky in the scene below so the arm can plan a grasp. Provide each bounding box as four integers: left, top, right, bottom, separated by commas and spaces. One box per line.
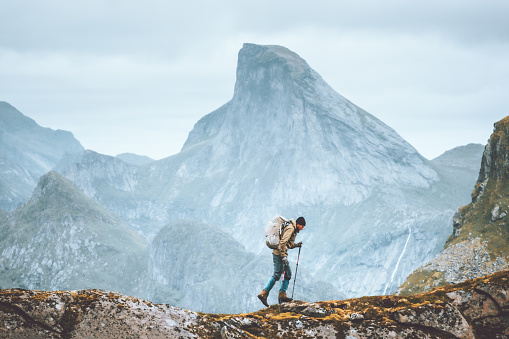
1, 0, 508, 160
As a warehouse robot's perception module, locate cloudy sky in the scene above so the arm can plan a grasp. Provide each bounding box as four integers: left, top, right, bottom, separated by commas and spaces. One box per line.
1, 0, 508, 160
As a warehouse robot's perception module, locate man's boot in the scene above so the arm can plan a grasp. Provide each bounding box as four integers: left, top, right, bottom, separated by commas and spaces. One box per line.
278, 290, 293, 303
257, 289, 269, 307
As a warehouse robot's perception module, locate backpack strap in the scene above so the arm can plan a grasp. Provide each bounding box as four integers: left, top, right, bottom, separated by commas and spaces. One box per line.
279, 220, 290, 238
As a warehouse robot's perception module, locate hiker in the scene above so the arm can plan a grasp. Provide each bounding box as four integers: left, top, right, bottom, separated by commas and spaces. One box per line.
258, 216, 305, 306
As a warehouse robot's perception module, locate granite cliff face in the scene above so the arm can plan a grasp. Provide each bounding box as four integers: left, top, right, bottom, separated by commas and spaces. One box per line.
1, 270, 508, 338
398, 117, 509, 295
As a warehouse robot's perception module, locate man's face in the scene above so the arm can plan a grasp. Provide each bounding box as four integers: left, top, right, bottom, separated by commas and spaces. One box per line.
296, 223, 305, 232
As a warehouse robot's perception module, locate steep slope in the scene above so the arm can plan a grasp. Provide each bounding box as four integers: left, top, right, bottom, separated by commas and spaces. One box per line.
59, 43, 469, 300
0, 102, 84, 211
2, 270, 509, 338
0, 171, 148, 297
182, 43, 436, 197
398, 117, 509, 295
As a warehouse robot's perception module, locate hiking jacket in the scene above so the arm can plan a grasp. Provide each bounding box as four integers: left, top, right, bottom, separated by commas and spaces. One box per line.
273, 218, 298, 258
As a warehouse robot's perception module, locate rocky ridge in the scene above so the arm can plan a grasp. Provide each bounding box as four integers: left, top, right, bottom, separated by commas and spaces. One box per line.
1, 270, 508, 338
115, 153, 154, 166
398, 116, 509, 295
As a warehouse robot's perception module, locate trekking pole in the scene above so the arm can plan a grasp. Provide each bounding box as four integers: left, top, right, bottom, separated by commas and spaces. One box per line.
291, 246, 301, 300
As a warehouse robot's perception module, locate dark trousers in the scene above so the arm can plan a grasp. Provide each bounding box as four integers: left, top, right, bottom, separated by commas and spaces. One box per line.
263, 254, 291, 292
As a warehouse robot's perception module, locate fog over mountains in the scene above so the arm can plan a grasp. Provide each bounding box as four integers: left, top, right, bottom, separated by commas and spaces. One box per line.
0, 43, 484, 313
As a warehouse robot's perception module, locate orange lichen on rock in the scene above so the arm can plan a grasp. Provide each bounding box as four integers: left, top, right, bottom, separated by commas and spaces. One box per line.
1, 271, 509, 338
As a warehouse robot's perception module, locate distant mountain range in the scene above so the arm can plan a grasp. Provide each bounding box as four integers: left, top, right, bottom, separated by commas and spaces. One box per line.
431, 143, 485, 171
0, 43, 488, 313
0, 171, 148, 297
430, 143, 485, 202
0, 102, 84, 211
115, 153, 155, 166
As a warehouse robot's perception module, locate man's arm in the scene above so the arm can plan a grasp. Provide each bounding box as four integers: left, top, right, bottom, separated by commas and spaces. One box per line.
278, 226, 294, 258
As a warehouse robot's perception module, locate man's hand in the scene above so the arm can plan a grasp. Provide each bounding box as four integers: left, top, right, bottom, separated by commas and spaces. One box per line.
282, 256, 289, 267
295, 241, 303, 248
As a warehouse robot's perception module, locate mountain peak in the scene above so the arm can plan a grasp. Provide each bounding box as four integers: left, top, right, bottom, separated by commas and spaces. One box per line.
183, 43, 434, 198
0, 101, 39, 132
238, 43, 311, 80
32, 171, 85, 204
25, 171, 122, 226
233, 43, 332, 105
475, 116, 509, 194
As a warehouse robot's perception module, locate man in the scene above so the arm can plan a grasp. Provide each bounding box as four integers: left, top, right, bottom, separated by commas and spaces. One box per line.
258, 216, 305, 306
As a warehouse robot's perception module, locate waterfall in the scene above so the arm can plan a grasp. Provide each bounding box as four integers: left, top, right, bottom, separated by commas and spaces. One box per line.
383, 225, 412, 295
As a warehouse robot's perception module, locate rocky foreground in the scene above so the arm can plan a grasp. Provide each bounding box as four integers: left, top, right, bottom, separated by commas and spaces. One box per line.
1, 271, 508, 338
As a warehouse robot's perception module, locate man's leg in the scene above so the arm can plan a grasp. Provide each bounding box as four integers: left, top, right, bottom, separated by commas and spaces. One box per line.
263, 276, 276, 292
258, 254, 284, 307
272, 253, 284, 282
278, 258, 293, 303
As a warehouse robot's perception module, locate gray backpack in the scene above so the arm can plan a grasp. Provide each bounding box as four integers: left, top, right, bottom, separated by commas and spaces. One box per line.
265, 215, 290, 249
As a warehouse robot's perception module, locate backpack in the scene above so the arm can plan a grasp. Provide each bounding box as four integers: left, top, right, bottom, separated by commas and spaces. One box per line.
265, 215, 290, 249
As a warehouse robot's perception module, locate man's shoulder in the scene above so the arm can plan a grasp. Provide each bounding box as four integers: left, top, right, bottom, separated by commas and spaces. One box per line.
285, 220, 296, 232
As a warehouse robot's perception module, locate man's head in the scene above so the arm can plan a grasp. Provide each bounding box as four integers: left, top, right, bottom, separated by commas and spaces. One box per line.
296, 216, 306, 232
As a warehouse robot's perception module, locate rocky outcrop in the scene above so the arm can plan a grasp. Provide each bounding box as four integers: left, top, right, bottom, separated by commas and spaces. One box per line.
398, 116, 509, 295
1, 270, 508, 338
